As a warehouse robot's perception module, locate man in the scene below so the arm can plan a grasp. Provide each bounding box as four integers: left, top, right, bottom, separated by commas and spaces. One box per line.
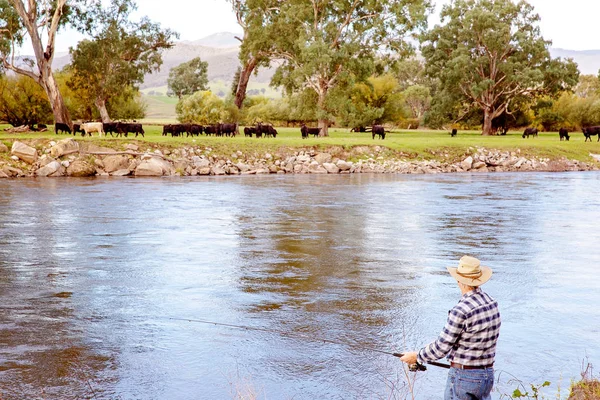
400, 256, 501, 400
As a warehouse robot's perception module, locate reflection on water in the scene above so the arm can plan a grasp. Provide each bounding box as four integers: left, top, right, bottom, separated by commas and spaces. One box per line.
0, 174, 599, 399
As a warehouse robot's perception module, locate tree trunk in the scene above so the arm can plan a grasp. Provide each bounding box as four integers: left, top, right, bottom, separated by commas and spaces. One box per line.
38, 65, 73, 128
482, 108, 494, 136
317, 88, 329, 137
8, 0, 72, 127
95, 97, 111, 123
234, 56, 259, 109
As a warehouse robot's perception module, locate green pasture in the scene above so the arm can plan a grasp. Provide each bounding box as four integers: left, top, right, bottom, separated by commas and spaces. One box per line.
2, 124, 600, 163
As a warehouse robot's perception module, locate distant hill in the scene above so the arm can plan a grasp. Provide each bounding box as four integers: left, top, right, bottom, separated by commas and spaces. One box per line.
42, 33, 600, 89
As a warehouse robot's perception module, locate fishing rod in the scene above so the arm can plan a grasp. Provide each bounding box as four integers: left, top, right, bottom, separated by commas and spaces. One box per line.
166, 317, 450, 371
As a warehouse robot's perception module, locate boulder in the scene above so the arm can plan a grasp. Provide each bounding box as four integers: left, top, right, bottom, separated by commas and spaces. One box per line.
194, 158, 210, 169
0, 142, 8, 153
103, 155, 130, 173
460, 156, 473, 171
323, 162, 340, 174
0, 169, 8, 178
2, 166, 23, 177
211, 166, 226, 175
67, 160, 96, 177
125, 143, 139, 151
134, 157, 174, 176
36, 161, 64, 177
11, 141, 38, 164
313, 152, 332, 165
336, 160, 353, 171
50, 138, 79, 158
111, 169, 131, 176
197, 167, 211, 175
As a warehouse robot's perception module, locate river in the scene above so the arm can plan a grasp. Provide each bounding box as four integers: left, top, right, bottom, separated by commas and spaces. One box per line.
0, 173, 599, 399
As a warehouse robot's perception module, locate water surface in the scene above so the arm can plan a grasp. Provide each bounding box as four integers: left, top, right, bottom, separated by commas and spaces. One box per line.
0, 173, 599, 399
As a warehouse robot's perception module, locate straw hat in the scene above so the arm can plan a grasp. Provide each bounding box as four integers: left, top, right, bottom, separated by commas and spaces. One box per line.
447, 256, 492, 286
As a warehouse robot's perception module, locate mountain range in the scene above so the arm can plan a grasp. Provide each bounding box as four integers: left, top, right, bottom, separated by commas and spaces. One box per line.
46, 32, 600, 91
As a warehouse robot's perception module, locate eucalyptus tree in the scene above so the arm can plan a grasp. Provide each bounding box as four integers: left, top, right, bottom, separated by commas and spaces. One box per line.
421, 0, 578, 135
227, 0, 274, 110
243, 0, 431, 136
68, 0, 177, 122
167, 57, 209, 99
0, 0, 76, 126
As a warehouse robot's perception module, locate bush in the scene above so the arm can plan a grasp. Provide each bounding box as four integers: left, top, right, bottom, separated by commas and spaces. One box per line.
0, 75, 53, 126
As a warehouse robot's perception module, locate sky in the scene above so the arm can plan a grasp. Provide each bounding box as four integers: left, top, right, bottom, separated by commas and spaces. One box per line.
46, 0, 600, 52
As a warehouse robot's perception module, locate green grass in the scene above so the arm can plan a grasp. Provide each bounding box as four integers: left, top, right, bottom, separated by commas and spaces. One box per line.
2, 124, 600, 164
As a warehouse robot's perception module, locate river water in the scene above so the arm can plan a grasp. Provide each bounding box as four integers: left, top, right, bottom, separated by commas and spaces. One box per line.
0, 173, 599, 400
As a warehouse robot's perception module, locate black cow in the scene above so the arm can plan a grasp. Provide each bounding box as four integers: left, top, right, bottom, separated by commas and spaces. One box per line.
582, 126, 600, 142
220, 123, 237, 137
301, 124, 320, 138
522, 127, 538, 138
450, 128, 458, 137
351, 126, 367, 132
244, 127, 256, 137
559, 128, 570, 141
54, 122, 71, 134
372, 125, 385, 140
73, 124, 83, 136
257, 123, 278, 138
115, 122, 144, 137
188, 124, 203, 136
103, 122, 119, 137
204, 125, 220, 136
162, 124, 172, 136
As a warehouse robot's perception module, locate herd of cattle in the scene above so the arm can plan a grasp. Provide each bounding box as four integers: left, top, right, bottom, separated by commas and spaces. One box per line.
52, 121, 600, 142
520, 126, 600, 141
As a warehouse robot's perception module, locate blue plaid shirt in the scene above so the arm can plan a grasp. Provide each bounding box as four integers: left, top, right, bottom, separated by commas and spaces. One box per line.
417, 288, 501, 367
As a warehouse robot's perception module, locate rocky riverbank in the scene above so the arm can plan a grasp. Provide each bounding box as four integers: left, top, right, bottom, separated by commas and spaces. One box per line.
1, 138, 599, 178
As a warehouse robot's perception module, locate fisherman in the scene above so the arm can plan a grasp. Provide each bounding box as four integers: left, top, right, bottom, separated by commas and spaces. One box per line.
400, 256, 501, 400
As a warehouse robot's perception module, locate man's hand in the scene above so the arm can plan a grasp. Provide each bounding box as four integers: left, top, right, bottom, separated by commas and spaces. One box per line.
399, 351, 418, 365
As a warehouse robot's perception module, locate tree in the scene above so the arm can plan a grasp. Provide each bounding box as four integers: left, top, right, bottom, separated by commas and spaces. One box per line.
68, 0, 177, 122
176, 91, 239, 125
336, 74, 404, 128
228, 0, 273, 110
403, 85, 431, 120
0, 74, 53, 126
167, 57, 209, 99
0, 0, 75, 126
421, 0, 579, 135
253, 0, 431, 136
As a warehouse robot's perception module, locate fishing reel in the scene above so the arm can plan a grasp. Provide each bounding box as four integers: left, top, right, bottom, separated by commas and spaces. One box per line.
409, 362, 427, 372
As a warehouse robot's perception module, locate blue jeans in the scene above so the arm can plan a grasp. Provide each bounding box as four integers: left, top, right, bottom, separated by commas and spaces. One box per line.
444, 367, 494, 400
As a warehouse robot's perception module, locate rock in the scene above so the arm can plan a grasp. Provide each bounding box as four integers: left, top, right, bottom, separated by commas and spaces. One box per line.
0, 143, 8, 153
0, 169, 8, 178
336, 160, 353, 171
236, 163, 250, 172
36, 161, 64, 177
460, 156, 473, 171
308, 164, 328, 174
514, 157, 527, 168
256, 168, 270, 174
194, 158, 211, 169
472, 161, 487, 169
211, 167, 226, 175
79, 143, 116, 154
61, 161, 70, 168
11, 141, 38, 164
125, 144, 139, 151
50, 138, 79, 158
590, 153, 600, 162
197, 167, 211, 175
111, 169, 131, 176
135, 157, 174, 176
323, 162, 340, 174
38, 154, 55, 167
67, 160, 96, 177
293, 164, 303, 173
3, 166, 24, 177
103, 155, 130, 173
313, 152, 332, 164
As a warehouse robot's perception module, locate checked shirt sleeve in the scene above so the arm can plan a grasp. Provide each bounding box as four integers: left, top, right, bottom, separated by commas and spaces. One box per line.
417, 306, 466, 364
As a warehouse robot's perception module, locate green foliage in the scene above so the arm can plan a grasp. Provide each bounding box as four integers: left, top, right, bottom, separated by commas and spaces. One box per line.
421, 0, 578, 134
509, 381, 550, 399
167, 57, 209, 99
67, 0, 177, 120
0, 1, 24, 58
403, 85, 432, 120
250, 0, 432, 131
0, 75, 53, 126
176, 91, 234, 124
243, 96, 290, 124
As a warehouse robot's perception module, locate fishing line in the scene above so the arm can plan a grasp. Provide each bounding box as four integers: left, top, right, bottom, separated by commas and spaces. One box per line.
165, 316, 450, 370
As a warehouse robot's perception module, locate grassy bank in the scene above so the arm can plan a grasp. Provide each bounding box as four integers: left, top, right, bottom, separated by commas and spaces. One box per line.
2, 125, 600, 165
